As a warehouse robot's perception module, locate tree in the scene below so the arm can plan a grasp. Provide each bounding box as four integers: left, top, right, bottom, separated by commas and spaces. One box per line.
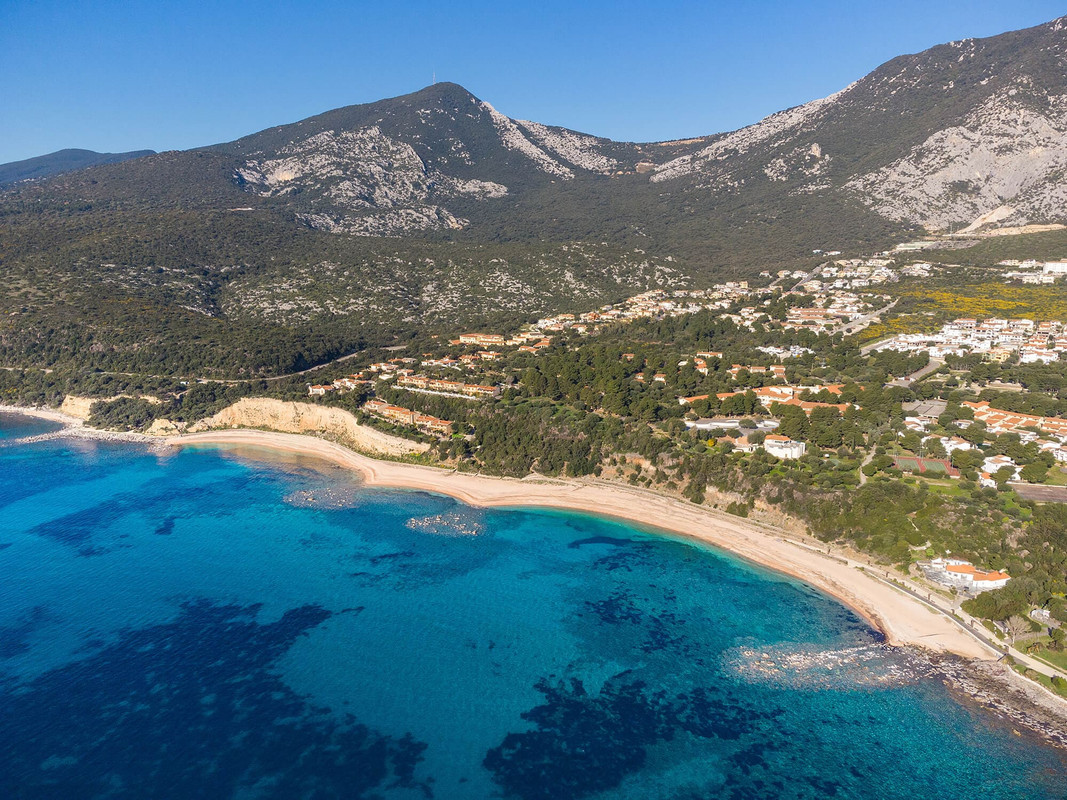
773, 403, 809, 441
808, 406, 843, 449
1020, 461, 1049, 484
1004, 615, 1030, 646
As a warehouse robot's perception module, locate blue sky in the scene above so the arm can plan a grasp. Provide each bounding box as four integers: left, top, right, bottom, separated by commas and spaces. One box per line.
1, 0, 1064, 163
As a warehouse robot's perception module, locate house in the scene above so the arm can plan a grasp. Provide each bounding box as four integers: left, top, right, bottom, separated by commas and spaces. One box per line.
414, 414, 453, 435
458, 333, 506, 346
397, 375, 499, 398
679, 394, 710, 406
363, 399, 452, 436
763, 434, 806, 460
732, 435, 759, 453
308, 385, 334, 396
924, 557, 1010, 592
945, 436, 973, 454
982, 454, 1019, 478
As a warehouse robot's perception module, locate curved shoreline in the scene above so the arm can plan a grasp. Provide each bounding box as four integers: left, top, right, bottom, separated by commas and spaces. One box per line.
6, 409, 1067, 745
167, 428, 995, 660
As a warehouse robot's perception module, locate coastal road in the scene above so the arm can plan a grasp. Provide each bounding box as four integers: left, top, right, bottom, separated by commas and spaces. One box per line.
0, 346, 373, 387
782, 537, 1067, 686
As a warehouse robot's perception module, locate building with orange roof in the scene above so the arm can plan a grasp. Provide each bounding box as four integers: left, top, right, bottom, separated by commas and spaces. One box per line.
924, 557, 1010, 592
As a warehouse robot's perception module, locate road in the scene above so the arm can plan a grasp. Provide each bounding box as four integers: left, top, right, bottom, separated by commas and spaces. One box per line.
887, 357, 944, 388
1, 347, 370, 387
783, 537, 1067, 686
834, 298, 898, 337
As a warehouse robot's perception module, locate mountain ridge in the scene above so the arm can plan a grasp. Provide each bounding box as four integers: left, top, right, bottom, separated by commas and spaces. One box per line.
2, 16, 1067, 374
0, 148, 156, 187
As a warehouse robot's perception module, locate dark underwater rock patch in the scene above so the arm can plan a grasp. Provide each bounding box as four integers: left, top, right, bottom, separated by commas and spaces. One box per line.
0, 599, 431, 799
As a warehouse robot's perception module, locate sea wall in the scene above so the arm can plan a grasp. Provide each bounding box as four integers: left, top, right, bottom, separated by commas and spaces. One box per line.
187, 398, 429, 457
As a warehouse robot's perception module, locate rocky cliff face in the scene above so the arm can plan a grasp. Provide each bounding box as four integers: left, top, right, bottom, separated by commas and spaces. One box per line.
220, 84, 644, 237
847, 81, 1067, 231
190, 398, 429, 456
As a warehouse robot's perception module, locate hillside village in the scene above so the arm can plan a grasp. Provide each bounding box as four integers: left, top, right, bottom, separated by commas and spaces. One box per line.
285, 247, 1067, 653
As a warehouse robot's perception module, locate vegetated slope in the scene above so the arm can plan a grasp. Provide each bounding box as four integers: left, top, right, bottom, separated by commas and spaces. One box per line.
0, 206, 681, 376
0, 149, 155, 186
3, 15, 1067, 377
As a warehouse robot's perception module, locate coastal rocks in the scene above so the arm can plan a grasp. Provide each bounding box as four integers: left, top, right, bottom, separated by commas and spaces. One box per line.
188, 398, 429, 457
145, 418, 185, 437
934, 655, 1067, 751
405, 510, 484, 536
724, 643, 935, 689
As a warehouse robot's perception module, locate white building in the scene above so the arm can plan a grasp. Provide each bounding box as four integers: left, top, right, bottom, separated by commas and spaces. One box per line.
763, 434, 806, 460
924, 558, 1010, 592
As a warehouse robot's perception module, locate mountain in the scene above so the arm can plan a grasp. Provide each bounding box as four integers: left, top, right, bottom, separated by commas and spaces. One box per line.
0, 148, 155, 186
650, 15, 1067, 233
2, 16, 1067, 376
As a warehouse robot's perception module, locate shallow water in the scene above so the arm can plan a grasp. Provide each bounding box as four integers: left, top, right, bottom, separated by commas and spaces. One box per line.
1, 416, 1064, 799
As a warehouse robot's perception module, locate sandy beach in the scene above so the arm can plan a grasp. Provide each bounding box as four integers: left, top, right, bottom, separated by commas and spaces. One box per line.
0, 404, 86, 427
168, 428, 997, 660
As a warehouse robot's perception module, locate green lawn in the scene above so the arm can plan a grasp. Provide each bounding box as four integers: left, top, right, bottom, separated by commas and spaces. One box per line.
1030, 645, 1067, 672
1045, 467, 1067, 487
922, 478, 968, 498
1013, 665, 1067, 698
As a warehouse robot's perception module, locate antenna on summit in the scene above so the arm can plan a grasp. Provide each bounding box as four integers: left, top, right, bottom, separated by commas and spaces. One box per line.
432, 70, 436, 84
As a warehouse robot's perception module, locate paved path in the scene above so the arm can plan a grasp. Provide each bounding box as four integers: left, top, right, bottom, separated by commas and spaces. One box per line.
835, 298, 898, 336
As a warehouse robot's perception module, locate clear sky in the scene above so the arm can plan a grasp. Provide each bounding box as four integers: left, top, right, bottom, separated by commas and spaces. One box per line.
1, 0, 1064, 163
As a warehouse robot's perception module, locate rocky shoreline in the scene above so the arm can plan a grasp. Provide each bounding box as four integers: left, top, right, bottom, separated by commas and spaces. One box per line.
933, 655, 1067, 752
0, 404, 159, 446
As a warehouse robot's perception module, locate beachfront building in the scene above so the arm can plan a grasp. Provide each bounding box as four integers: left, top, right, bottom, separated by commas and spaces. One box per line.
923, 558, 1011, 593
362, 399, 452, 436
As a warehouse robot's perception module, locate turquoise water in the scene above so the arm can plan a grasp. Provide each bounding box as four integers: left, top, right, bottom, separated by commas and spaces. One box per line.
1, 411, 1064, 799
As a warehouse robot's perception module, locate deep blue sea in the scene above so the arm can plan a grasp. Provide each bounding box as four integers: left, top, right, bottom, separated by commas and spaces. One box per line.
1, 411, 1065, 800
